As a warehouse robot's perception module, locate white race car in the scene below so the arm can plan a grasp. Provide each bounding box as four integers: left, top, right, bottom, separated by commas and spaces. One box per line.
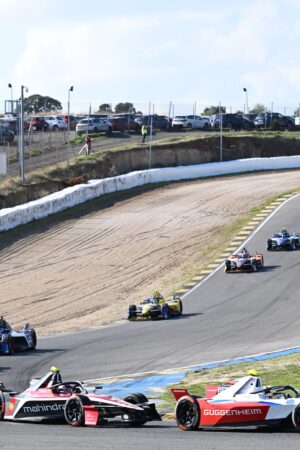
0, 316, 37, 354
172, 370, 300, 431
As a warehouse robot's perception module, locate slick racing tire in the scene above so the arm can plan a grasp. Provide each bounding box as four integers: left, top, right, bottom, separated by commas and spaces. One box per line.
124, 393, 148, 404
290, 241, 297, 251
128, 305, 137, 320
64, 395, 87, 427
0, 391, 5, 420
30, 329, 37, 350
2, 334, 14, 355
178, 299, 183, 315
161, 303, 170, 320
176, 396, 200, 431
124, 393, 148, 426
224, 261, 231, 272
292, 404, 300, 430
8, 335, 15, 354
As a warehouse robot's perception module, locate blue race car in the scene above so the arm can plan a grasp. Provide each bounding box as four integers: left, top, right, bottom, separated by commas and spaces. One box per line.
267, 228, 300, 251
0, 316, 37, 354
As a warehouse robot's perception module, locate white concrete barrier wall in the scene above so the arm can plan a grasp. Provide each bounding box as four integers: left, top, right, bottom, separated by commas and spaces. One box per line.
1, 155, 300, 232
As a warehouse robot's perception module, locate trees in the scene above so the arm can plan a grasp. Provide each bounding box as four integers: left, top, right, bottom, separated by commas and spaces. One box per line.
250, 103, 266, 114
23, 94, 62, 113
203, 105, 226, 116
98, 103, 112, 113
114, 102, 136, 114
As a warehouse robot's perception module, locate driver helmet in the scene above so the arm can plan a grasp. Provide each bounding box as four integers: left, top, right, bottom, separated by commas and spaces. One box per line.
47, 366, 62, 388
153, 290, 161, 299
248, 369, 259, 377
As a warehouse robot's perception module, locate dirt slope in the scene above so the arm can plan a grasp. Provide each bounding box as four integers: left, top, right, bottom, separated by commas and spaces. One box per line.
1, 170, 300, 335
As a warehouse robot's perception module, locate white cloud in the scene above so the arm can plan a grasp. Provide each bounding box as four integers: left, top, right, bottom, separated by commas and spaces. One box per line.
2, 1, 300, 114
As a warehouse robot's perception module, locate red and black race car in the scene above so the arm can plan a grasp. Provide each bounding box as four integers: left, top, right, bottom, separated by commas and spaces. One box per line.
172, 371, 300, 431
225, 248, 264, 272
0, 367, 161, 427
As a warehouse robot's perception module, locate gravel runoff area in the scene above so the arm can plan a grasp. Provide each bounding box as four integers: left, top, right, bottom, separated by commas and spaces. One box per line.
1, 170, 300, 335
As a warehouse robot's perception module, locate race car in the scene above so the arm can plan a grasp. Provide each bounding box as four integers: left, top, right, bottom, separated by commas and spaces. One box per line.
267, 228, 300, 251
128, 291, 183, 320
172, 370, 300, 431
224, 248, 264, 272
0, 316, 37, 354
0, 366, 161, 427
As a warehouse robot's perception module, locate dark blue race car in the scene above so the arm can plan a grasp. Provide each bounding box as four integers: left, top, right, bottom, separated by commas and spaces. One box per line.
267, 229, 300, 251
0, 316, 37, 354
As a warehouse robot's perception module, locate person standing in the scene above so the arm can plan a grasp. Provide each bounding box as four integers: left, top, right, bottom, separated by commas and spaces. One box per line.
85, 135, 92, 155
141, 123, 148, 143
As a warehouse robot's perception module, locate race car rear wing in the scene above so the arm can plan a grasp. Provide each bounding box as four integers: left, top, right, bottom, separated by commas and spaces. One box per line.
171, 388, 190, 401
171, 386, 227, 400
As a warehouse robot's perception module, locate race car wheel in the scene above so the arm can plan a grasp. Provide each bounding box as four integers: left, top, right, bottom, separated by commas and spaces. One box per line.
2, 334, 15, 355
30, 329, 37, 350
124, 393, 148, 404
252, 262, 257, 272
161, 303, 170, 319
124, 393, 149, 426
290, 241, 296, 251
128, 305, 137, 321
8, 336, 15, 355
178, 299, 183, 315
176, 396, 200, 431
224, 261, 231, 272
0, 391, 5, 420
292, 404, 300, 429
64, 396, 85, 427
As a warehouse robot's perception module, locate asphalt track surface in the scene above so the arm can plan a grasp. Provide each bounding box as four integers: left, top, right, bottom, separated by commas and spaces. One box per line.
2, 194, 300, 448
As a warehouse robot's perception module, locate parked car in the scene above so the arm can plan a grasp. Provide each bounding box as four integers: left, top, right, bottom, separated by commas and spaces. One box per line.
254, 112, 294, 130
43, 116, 68, 131
210, 114, 255, 130
110, 116, 140, 133
0, 124, 14, 144
28, 117, 49, 131
57, 115, 77, 130
0, 116, 31, 133
134, 115, 171, 130
76, 117, 112, 135
172, 115, 210, 130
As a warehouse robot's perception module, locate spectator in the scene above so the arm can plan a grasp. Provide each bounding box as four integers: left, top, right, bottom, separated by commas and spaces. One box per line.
85, 135, 92, 155
141, 124, 148, 143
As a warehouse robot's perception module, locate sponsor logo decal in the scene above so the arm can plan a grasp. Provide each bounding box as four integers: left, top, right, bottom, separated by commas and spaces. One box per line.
23, 403, 64, 413
204, 408, 262, 416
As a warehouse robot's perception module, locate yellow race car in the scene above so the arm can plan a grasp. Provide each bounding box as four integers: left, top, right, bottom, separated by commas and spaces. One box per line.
128, 291, 183, 320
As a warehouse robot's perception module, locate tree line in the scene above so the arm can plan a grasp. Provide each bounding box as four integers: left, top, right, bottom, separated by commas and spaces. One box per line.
20, 95, 298, 116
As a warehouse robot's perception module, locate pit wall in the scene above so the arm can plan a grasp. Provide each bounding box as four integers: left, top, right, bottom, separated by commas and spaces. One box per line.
1, 155, 300, 232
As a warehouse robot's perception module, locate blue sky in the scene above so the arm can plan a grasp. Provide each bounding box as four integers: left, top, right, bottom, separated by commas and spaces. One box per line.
1, 0, 300, 115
